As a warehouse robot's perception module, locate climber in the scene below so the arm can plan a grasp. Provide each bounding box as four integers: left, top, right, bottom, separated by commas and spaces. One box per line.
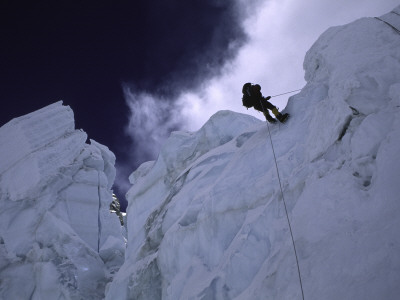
242, 83, 289, 123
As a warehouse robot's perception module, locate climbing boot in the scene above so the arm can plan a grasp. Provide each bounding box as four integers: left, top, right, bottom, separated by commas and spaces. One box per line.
264, 111, 277, 123
277, 113, 290, 123
272, 108, 289, 123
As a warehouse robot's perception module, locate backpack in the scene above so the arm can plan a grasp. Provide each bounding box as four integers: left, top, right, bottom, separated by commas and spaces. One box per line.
242, 83, 254, 108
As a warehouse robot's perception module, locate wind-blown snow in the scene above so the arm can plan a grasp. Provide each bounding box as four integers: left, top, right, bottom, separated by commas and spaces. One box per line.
0, 101, 125, 299
107, 6, 400, 300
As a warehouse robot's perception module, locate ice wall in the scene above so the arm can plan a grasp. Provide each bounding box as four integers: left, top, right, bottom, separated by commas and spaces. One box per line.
107, 6, 400, 300
0, 101, 125, 299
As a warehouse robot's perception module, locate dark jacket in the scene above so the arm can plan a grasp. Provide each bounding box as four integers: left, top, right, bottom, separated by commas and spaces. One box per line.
242, 83, 275, 112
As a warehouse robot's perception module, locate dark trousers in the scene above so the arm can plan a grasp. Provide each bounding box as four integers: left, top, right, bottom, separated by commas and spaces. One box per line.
253, 98, 276, 113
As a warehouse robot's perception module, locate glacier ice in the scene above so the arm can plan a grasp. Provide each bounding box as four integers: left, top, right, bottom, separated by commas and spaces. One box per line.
1, 5, 400, 300
0, 101, 125, 299
107, 6, 400, 300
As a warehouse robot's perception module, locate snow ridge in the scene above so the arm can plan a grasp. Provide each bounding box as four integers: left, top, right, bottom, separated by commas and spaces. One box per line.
107, 6, 400, 300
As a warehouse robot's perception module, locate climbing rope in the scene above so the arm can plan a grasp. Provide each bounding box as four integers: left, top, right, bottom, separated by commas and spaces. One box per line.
265, 122, 305, 300
270, 88, 302, 98
260, 95, 305, 299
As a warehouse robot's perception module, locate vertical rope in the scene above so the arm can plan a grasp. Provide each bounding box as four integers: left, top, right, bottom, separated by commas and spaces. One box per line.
257, 89, 304, 298
265, 121, 305, 300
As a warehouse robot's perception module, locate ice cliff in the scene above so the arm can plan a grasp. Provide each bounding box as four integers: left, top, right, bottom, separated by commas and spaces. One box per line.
107, 6, 400, 300
0, 101, 125, 299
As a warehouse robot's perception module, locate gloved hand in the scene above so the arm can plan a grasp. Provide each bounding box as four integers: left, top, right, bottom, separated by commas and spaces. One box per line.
265, 96, 271, 100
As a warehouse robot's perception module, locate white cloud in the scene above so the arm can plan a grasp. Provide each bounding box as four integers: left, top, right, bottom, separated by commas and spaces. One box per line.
123, 85, 182, 161
177, 0, 399, 131
116, 0, 398, 204
121, 0, 398, 168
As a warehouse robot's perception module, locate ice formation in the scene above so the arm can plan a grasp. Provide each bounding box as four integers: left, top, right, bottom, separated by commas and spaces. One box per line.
1, 5, 399, 300
107, 6, 400, 300
0, 101, 125, 299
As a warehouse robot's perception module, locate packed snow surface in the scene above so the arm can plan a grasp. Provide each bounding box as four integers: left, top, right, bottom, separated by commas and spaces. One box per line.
107, 6, 400, 300
0, 101, 125, 299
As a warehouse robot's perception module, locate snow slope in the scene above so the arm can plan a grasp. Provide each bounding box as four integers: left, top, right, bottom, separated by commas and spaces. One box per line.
0, 101, 125, 299
107, 6, 400, 300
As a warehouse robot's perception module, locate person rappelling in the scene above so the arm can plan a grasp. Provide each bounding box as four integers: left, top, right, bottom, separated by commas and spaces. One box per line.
242, 83, 289, 123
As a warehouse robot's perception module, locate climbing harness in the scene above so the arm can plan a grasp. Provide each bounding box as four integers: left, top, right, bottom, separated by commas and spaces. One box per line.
270, 88, 302, 98
259, 99, 305, 300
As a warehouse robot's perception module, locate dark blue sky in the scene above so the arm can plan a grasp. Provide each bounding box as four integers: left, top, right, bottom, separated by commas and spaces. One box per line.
0, 1, 250, 210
